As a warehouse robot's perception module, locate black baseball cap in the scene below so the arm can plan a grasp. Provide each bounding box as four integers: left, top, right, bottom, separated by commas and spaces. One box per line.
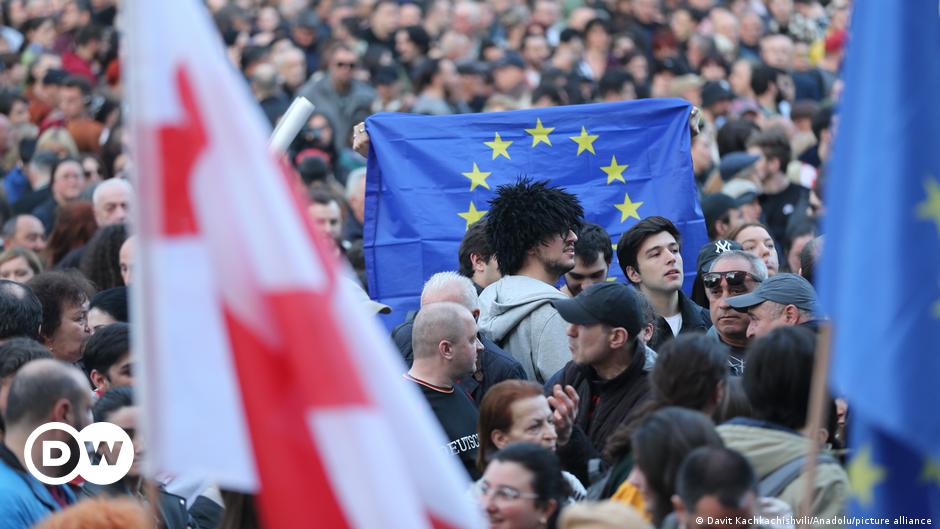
551, 282, 643, 336
726, 273, 818, 312
702, 193, 738, 232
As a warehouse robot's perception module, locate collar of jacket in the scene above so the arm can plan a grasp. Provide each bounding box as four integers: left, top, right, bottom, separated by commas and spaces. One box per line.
578, 339, 647, 389
724, 416, 803, 438
0, 440, 25, 472
677, 289, 710, 330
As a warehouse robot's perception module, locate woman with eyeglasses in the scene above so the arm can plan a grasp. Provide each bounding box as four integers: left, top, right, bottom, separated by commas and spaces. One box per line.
479, 443, 568, 529
475, 380, 586, 503
728, 222, 780, 276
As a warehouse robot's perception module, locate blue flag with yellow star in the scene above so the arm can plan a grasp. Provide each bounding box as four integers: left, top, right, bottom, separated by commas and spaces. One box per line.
822, 0, 940, 521
363, 99, 705, 325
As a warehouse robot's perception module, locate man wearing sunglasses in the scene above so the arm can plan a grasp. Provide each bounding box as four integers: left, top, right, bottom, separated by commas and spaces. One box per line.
703, 250, 768, 374
726, 273, 819, 340
297, 43, 375, 153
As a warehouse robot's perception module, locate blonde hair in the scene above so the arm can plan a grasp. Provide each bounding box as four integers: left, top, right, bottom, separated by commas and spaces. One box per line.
0, 247, 44, 275
37, 127, 79, 157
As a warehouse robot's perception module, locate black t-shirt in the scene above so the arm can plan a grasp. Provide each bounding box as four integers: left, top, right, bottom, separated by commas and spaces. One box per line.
760, 183, 810, 247
405, 375, 481, 480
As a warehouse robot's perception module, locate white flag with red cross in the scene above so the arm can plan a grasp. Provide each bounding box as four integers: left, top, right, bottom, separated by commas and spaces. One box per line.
124, 1, 484, 527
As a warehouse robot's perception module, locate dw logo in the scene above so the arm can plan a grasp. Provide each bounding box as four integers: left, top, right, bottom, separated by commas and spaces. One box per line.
24, 422, 134, 485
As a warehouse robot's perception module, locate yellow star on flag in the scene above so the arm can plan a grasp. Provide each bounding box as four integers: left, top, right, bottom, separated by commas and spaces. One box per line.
484, 133, 512, 160
916, 176, 940, 237
458, 201, 487, 229
525, 118, 554, 147
462, 163, 492, 191
569, 126, 599, 156
614, 192, 644, 222
920, 457, 940, 487
847, 445, 886, 507
601, 155, 629, 184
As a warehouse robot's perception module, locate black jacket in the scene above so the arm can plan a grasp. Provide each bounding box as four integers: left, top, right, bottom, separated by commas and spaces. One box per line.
648, 290, 712, 350
392, 312, 527, 405
550, 340, 651, 484
82, 481, 194, 529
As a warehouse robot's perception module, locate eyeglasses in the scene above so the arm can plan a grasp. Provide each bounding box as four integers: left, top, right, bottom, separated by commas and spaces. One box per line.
333, 61, 356, 69
479, 482, 539, 503
702, 270, 762, 290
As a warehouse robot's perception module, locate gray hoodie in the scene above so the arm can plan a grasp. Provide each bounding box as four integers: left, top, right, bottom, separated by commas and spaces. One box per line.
477, 276, 571, 383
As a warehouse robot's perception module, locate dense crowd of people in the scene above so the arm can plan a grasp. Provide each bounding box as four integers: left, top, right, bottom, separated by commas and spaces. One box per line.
0, 0, 850, 528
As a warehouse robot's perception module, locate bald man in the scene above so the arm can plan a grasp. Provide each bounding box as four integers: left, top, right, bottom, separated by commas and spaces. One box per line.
0, 359, 90, 525
393, 272, 525, 404
406, 301, 483, 478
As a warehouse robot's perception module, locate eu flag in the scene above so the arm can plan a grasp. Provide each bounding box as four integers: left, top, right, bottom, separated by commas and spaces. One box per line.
364, 99, 706, 325
822, 0, 940, 521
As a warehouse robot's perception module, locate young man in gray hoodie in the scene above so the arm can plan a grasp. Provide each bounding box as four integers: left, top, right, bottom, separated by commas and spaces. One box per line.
477, 178, 584, 383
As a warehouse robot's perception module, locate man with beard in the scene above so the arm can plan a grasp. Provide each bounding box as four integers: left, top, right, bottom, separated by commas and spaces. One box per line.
562, 223, 612, 297
0, 359, 91, 526
750, 64, 794, 119
704, 250, 768, 374
747, 129, 810, 254
478, 179, 584, 383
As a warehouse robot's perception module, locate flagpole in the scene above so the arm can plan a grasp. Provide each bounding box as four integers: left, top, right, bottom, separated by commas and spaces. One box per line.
269, 96, 315, 153
799, 322, 833, 526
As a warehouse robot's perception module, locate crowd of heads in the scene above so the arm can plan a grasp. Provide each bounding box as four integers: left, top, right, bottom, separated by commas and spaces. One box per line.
0, 0, 850, 527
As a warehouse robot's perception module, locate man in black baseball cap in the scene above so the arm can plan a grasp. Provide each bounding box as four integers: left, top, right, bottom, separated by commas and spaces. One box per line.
547, 282, 651, 482
701, 193, 744, 241
726, 273, 819, 339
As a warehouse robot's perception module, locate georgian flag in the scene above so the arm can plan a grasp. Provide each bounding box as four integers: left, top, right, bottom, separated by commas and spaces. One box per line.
124, 2, 484, 527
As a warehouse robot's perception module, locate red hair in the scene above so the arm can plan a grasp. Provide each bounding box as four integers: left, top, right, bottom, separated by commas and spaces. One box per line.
476, 379, 545, 472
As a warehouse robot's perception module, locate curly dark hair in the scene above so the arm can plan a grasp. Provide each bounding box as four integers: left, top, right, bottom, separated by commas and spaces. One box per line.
486, 178, 583, 276
79, 223, 128, 291
27, 270, 95, 342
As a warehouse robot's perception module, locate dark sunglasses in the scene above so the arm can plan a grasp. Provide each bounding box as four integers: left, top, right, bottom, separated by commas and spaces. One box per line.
703, 270, 762, 289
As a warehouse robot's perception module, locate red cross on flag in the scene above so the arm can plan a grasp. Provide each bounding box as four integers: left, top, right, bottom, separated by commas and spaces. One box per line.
124, 2, 485, 528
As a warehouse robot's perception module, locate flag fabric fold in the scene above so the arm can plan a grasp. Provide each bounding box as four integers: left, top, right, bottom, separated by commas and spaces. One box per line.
822, 0, 940, 521
364, 100, 706, 325
126, 1, 484, 528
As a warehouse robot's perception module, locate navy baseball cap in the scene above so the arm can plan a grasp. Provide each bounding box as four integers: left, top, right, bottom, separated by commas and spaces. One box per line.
719, 151, 760, 181
726, 273, 818, 312
696, 239, 744, 275
551, 282, 643, 336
